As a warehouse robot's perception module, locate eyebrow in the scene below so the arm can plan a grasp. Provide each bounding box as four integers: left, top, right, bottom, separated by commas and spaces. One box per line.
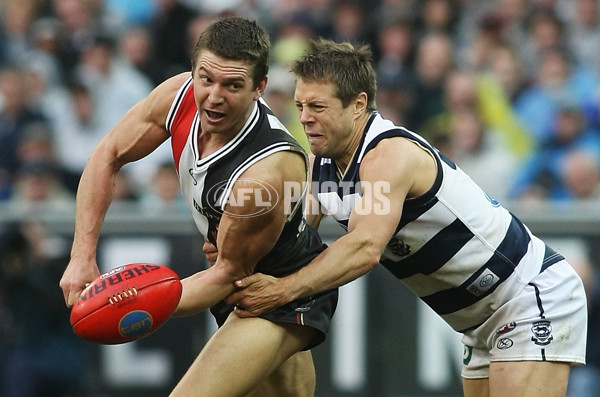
198, 66, 248, 84
295, 99, 327, 106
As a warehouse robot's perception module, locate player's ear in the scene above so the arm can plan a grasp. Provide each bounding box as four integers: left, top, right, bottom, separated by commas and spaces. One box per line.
353, 92, 368, 116
254, 76, 268, 101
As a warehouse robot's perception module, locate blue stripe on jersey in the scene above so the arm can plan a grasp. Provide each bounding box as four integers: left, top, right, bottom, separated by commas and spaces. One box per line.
541, 245, 564, 272
398, 195, 438, 229
421, 214, 530, 315
381, 218, 474, 278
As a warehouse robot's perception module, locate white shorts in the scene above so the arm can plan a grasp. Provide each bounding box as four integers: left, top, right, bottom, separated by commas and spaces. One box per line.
461, 260, 587, 379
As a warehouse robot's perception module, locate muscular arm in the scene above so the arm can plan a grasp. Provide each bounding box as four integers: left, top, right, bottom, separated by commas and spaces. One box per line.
174, 151, 307, 316
59, 73, 189, 306
231, 137, 437, 315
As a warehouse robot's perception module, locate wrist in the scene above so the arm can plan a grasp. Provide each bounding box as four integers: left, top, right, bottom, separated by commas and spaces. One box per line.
281, 273, 310, 301
69, 247, 97, 264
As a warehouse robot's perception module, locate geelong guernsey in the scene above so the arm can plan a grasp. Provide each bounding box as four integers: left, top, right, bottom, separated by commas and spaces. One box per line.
166, 76, 318, 277
312, 112, 563, 332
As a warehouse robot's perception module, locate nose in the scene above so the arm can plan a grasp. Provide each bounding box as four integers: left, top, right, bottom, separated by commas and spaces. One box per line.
208, 84, 225, 104
298, 107, 313, 125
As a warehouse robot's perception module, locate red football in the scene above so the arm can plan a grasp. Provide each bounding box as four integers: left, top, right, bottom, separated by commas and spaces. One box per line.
70, 263, 182, 344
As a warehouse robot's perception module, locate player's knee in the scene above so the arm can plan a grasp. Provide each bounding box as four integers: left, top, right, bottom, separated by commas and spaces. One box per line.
249, 351, 315, 397
276, 351, 316, 396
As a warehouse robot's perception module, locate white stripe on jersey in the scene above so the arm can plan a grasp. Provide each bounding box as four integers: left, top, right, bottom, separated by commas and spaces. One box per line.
165, 77, 193, 133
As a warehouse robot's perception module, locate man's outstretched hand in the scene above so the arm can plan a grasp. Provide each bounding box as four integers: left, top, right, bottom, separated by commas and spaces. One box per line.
226, 273, 289, 317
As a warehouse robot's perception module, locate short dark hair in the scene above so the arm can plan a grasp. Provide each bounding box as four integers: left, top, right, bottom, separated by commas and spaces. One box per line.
291, 38, 377, 112
191, 16, 270, 89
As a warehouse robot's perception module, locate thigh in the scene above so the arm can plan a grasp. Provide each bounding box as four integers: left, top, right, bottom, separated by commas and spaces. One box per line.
488, 361, 570, 397
246, 350, 315, 397
462, 377, 489, 397
463, 361, 571, 397
170, 314, 317, 397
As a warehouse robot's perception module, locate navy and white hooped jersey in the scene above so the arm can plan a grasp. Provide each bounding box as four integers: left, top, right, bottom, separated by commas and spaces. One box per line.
166, 76, 321, 277
312, 112, 564, 332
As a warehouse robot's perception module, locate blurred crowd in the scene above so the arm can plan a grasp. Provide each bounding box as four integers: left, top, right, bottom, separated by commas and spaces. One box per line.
1, 0, 600, 396
2, 0, 600, 211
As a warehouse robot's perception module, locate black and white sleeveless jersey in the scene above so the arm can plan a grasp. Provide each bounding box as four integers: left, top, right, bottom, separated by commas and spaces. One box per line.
312, 112, 563, 332
167, 76, 321, 277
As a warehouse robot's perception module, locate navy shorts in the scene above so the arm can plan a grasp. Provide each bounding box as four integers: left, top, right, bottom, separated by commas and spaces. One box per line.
210, 287, 338, 350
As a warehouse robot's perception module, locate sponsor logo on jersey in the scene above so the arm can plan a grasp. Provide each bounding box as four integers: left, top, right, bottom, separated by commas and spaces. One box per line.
467, 269, 500, 296
386, 236, 411, 257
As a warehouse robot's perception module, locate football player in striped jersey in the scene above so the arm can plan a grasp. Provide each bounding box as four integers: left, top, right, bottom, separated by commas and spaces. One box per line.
229, 38, 587, 397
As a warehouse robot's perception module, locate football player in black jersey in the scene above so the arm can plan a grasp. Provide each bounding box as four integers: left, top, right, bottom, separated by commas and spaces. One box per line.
60, 17, 337, 397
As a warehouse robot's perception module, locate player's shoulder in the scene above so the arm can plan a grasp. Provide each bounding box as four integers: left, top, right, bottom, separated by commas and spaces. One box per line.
364, 131, 431, 161
360, 135, 431, 180
144, 73, 192, 116
362, 135, 414, 165
245, 150, 305, 182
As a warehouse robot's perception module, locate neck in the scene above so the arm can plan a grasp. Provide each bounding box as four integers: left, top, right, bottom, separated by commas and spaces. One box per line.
198, 133, 225, 157
335, 111, 371, 172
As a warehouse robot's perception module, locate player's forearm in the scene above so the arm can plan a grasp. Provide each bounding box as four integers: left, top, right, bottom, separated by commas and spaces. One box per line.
70, 149, 122, 261
283, 231, 380, 300
174, 267, 237, 316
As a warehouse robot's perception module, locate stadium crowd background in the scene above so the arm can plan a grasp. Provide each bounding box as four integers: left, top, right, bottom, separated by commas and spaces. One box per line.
1, 0, 600, 396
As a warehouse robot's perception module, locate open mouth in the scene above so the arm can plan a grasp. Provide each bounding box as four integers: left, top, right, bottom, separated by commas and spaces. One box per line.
205, 109, 225, 122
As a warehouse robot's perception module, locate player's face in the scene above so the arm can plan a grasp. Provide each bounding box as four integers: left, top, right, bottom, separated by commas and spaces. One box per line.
294, 79, 357, 160
192, 50, 265, 139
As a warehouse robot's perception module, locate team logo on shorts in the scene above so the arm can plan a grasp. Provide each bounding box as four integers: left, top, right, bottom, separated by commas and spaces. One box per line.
497, 338, 513, 350
531, 320, 553, 346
